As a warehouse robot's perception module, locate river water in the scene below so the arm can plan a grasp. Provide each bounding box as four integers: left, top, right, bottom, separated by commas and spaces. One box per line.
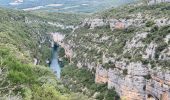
50, 44, 61, 79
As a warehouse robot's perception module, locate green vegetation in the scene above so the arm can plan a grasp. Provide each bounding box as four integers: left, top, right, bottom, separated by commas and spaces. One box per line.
66, 25, 137, 66
63, 2, 170, 75
102, 62, 115, 69
61, 2, 170, 99
58, 47, 70, 66
61, 65, 119, 100
144, 74, 151, 80
0, 8, 55, 65
145, 21, 155, 27
0, 45, 68, 99
142, 25, 170, 68
0, 8, 89, 99
99, 3, 170, 19
1, 1, 170, 99
31, 11, 87, 26
123, 69, 128, 76
143, 25, 170, 44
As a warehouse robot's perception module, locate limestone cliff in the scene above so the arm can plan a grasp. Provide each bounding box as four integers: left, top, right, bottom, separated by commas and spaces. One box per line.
63, 2, 170, 100
95, 62, 170, 100
148, 0, 170, 5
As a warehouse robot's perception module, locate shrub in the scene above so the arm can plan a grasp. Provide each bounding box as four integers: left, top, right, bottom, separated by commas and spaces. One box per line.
123, 69, 128, 76
141, 59, 149, 65
158, 60, 170, 68
144, 74, 151, 80
105, 89, 119, 100
123, 52, 132, 59
31, 84, 67, 100
59, 48, 65, 57
155, 42, 168, 59
103, 63, 115, 69
146, 21, 155, 27
151, 26, 159, 32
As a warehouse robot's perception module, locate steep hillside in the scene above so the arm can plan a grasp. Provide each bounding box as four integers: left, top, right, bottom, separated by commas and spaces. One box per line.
61, 2, 170, 100
1, 1, 170, 100
0, 8, 89, 100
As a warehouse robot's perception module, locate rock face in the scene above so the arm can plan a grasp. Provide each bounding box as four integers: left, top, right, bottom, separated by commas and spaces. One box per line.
155, 18, 170, 27
72, 16, 170, 99
95, 66, 108, 83
83, 18, 107, 29
64, 3, 170, 100
124, 32, 148, 53
72, 18, 170, 99
82, 17, 147, 31
51, 33, 73, 62
95, 62, 170, 100
142, 42, 157, 60
148, 0, 170, 5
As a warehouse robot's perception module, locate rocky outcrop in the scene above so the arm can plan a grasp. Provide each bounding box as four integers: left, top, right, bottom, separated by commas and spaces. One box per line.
164, 34, 170, 43
82, 15, 170, 32
95, 66, 108, 84
95, 62, 170, 100
124, 32, 148, 53
155, 18, 170, 27
109, 19, 126, 30
142, 42, 157, 60
159, 46, 170, 60
148, 0, 170, 5
69, 19, 170, 99
51, 33, 73, 62
82, 18, 146, 31
48, 22, 75, 30
83, 18, 107, 29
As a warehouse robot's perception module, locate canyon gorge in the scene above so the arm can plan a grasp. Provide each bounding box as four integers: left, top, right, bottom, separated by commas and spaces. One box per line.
0, 0, 170, 100
54, 1, 170, 100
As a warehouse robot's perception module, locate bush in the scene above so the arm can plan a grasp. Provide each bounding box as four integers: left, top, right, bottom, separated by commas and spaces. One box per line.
58, 48, 65, 58
105, 89, 119, 100
0, 46, 70, 99
103, 63, 115, 69
158, 60, 170, 68
144, 74, 151, 80
141, 59, 149, 65
146, 21, 155, 27
156, 42, 168, 52
151, 26, 159, 32
155, 42, 168, 59
123, 69, 128, 76
32, 84, 67, 100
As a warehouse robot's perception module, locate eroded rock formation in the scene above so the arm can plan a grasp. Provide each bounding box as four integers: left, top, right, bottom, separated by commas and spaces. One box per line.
95, 62, 170, 100
148, 0, 170, 5
51, 33, 73, 62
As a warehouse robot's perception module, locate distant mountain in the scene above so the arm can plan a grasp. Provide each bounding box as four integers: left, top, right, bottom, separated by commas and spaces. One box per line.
0, 0, 136, 13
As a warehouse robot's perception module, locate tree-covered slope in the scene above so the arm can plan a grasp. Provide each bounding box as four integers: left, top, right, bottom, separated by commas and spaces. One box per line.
0, 8, 89, 100
1, 1, 170, 100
